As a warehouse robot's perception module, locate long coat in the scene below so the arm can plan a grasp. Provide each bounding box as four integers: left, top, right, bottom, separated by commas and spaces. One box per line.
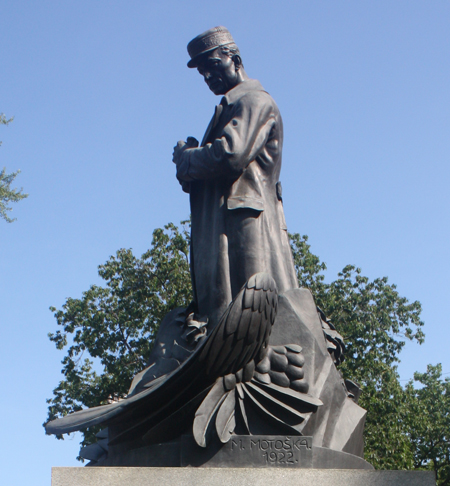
176, 79, 298, 324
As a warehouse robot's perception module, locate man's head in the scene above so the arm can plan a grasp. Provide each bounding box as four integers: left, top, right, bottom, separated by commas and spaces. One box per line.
187, 27, 247, 95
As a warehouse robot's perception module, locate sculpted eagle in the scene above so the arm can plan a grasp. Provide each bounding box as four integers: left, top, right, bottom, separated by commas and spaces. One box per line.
46, 273, 323, 451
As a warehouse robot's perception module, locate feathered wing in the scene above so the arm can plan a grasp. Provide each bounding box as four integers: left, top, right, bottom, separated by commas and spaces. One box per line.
140, 387, 211, 445
215, 388, 236, 443
190, 273, 279, 446
198, 272, 278, 377
45, 400, 124, 436
45, 273, 278, 443
45, 339, 208, 436
193, 379, 228, 447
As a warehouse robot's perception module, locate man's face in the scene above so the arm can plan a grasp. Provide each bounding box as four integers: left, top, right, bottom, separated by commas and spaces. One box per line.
196, 48, 239, 95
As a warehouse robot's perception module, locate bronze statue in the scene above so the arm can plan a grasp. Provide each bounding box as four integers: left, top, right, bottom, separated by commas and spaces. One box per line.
45, 27, 370, 469
173, 26, 298, 326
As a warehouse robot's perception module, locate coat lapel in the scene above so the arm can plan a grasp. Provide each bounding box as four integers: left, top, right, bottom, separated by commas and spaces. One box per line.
201, 102, 224, 146
200, 81, 265, 146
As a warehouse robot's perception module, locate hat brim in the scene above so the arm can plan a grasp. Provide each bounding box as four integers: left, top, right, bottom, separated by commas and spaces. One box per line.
187, 42, 233, 68
187, 46, 217, 68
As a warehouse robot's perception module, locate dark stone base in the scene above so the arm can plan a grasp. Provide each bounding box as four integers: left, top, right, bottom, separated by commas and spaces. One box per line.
94, 435, 372, 469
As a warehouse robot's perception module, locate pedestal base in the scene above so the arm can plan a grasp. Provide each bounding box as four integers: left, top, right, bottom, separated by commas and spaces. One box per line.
97, 435, 372, 469
51, 467, 435, 486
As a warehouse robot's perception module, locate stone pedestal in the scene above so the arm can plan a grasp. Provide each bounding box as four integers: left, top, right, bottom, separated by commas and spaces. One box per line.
52, 467, 435, 486
97, 435, 372, 469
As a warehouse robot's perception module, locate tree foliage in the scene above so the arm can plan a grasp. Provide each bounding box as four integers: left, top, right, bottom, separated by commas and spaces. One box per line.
46, 221, 191, 450
291, 234, 425, 469
405, 364, 450, 485
1, 113, 28, 223
46, 223, 447, 481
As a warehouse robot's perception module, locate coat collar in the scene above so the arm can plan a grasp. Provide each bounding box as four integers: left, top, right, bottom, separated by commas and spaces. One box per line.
221, 79, 266, 106
201, 79, 267, 147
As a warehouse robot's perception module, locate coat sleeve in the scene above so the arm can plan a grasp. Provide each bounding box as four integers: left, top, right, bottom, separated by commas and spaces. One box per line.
176, 94, 276, 182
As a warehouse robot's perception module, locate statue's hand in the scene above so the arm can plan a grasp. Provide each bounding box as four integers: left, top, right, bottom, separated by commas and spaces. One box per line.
172, 140, 187, 165
173, 137, 199, 165
186, 136, 199, 148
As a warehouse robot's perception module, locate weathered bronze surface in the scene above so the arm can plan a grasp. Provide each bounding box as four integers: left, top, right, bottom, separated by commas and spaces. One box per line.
175, 26, 298, 326
46, 26, 369, 469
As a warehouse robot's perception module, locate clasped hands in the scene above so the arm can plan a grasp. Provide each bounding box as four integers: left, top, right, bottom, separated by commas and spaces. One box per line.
173, 137, 199, 191
172, 136, 199, 168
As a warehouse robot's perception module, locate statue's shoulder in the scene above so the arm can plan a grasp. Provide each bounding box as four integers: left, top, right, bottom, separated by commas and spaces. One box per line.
226, 79, 272, 103
230, 80, 279, 114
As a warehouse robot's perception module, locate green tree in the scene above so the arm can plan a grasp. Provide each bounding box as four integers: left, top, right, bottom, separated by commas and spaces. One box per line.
405, 364, 450, 485
291, 234, 424, 469
46, 221, 191, 450
1, 113, 28, 223
47, 224, 444, 476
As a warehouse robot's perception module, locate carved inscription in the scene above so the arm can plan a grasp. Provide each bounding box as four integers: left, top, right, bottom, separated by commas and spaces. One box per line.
229, 436, 312, 466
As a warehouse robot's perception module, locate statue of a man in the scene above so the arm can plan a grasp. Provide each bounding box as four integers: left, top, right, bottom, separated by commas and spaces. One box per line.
46, 29, 368, 463
173, 26, 298, 325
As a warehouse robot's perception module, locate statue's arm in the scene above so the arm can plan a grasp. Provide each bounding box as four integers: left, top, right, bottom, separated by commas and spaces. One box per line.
175, 95, 276, 182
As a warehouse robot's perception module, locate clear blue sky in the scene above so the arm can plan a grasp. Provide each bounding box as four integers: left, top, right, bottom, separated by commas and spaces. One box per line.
1, 1, 449, 484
